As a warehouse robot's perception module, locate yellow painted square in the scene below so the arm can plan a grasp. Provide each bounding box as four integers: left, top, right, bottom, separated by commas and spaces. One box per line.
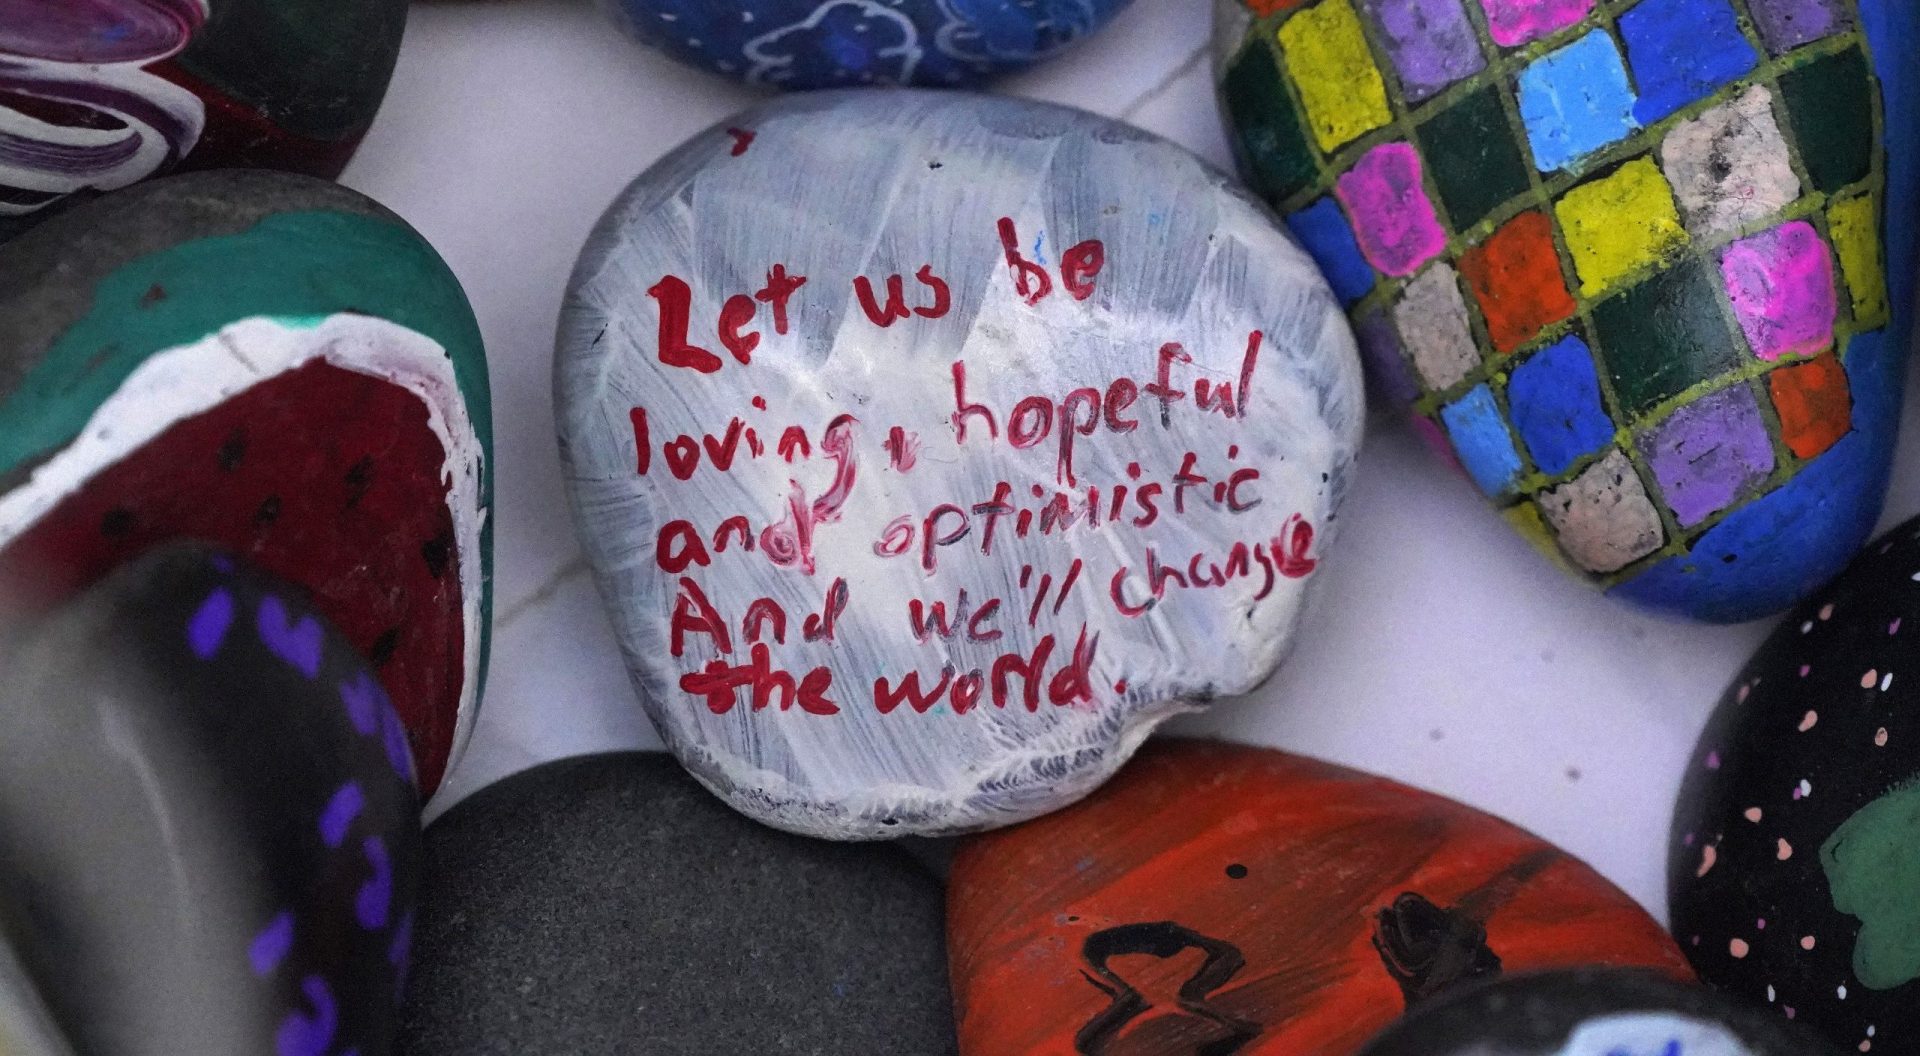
1502, 501, 1567, 567
1277, 0, 1393, 154
1555, 158, 1690, 298
1829, 193, 1888, 328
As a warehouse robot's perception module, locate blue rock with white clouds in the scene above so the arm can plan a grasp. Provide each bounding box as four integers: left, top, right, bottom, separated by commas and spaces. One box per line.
599, 0, 1135, 88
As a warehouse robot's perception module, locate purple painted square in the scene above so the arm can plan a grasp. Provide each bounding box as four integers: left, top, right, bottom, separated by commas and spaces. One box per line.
1720, 220, 1837, 361
1477, 0, 1596, 48
1363, 0, 1487, 102
1335, 142, 1447, 277
1642, 385, 1777, 527
1356, 305, 1421, 408
1747, 0, 1851, 54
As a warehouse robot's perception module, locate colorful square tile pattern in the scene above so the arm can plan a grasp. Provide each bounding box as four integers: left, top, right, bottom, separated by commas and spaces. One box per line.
1220, 0, 1885, 584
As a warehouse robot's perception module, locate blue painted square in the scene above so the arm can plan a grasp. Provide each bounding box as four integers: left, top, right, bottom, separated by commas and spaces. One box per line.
1441, 384, 1526, 496
1619, 0, 1759, 125
1286, 197, 1376, 305
1507, 334, 1616, 477
1516, 29, 1641, 173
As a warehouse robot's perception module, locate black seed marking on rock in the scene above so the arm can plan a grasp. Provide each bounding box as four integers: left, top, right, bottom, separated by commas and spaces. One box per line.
217, 428, 247, 472
422, 533, 452, 580
368, 627, 400, 668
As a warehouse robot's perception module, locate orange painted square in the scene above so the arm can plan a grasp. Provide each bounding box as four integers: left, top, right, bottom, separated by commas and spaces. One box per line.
1768, 353, 1852, 460
1460, 210, 1577, 354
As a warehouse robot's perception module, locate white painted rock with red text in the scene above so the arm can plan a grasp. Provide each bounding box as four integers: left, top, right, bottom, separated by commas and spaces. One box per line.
555, 90, 1364, 838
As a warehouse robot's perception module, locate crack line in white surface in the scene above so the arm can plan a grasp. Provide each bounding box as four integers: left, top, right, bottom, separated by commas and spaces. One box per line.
1121, 43, 1210, 121
496, 554, 592, 631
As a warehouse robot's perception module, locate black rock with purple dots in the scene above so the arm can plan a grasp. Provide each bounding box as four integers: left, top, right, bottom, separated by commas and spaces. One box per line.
1672, 513, 1920, 1055
0, 545, 422, 1056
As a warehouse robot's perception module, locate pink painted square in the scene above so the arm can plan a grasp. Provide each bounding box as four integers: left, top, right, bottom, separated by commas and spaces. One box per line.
1334, 143, 1446, 278
1720, 221, 1838, 361
1478, 0, 1596, 47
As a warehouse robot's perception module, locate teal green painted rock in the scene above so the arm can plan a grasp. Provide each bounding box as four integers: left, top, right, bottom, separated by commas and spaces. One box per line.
0, 171, 493, 794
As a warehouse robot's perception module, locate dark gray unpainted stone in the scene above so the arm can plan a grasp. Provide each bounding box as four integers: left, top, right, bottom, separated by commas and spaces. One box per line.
399, 752, 957, 1055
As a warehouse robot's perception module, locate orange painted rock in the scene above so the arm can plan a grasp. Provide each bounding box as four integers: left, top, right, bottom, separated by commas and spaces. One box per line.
947, 741, 1689, 1056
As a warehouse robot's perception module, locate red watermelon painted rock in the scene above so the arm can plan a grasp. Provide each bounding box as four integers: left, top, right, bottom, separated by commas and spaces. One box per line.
0, 171, 494, 795
947, 741, 1689, 1056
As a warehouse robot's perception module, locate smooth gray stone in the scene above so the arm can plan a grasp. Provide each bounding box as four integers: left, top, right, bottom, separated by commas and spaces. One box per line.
399, 752, 956, 1056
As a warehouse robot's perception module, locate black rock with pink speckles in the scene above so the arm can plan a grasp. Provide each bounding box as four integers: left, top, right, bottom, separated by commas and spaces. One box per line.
1672, 513, 1920, 1055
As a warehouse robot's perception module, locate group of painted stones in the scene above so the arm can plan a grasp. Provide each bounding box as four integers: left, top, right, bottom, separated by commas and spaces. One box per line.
0, 0, 1917, 1054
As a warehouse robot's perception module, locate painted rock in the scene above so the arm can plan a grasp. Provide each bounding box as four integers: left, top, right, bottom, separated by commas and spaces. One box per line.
555, 90, 1364, 838
1357, 969, 1837, 1056
399, 752, 955, 1055
0, 545, 422, 1056
0, 0, 408, 240
1670, 513, 1920, 1054
598, 0, 1135, 89
1213, 0, 1918, 623
946, 741, 1689, 1056
0, 170, 493, 795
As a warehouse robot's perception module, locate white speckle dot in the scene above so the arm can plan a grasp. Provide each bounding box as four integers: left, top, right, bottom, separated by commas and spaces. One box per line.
1883, 673, 1895, 691
1863, 669, 1881, 689
1803, 620, 1816, 634
1799, 779, 1814, 798
1839, 983, 1849, 1000
1745, 807, 1764, 822
1802, 935, 1817, 950
1800, 710, 1819, 732
1878, 728, 1891, 747
1768, 985, 1777, 1002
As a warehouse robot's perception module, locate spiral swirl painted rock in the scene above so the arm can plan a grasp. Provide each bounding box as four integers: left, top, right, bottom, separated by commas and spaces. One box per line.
0, 0, 407, 240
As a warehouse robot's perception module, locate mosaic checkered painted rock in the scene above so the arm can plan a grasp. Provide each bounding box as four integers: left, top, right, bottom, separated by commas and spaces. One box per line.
1671, 514, 1920, 1054
0, 171, 494, 795
0, 0, 407, 242
1216, 0, 1919, 623
0, 546, 421, 1056
599, 0, 1135, 89
556, 91, 1362, 838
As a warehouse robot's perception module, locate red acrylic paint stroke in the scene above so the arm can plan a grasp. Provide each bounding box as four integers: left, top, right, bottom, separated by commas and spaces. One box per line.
947, 741, 1689, 1056
0, 361, 465, 793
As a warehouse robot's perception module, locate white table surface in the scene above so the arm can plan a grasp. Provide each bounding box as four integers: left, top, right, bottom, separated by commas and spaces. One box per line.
342, 0, 1920, 919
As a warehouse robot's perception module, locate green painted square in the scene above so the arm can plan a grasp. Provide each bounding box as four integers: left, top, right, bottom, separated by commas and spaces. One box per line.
1591, 262, 1744, 416
1419, 84, 1533, 231
1779, 45, 1874, 195
1222, 40, 1320, 203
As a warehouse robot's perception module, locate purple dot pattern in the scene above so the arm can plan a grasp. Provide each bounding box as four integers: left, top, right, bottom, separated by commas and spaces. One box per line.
187, 587, 233, 659
182, 552, 421, 1051
257, 595, 323, 679
321, 782, 365, 850
276, 976, 338, 1056
357, 837, 392, 931
250, 912, 296, 977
